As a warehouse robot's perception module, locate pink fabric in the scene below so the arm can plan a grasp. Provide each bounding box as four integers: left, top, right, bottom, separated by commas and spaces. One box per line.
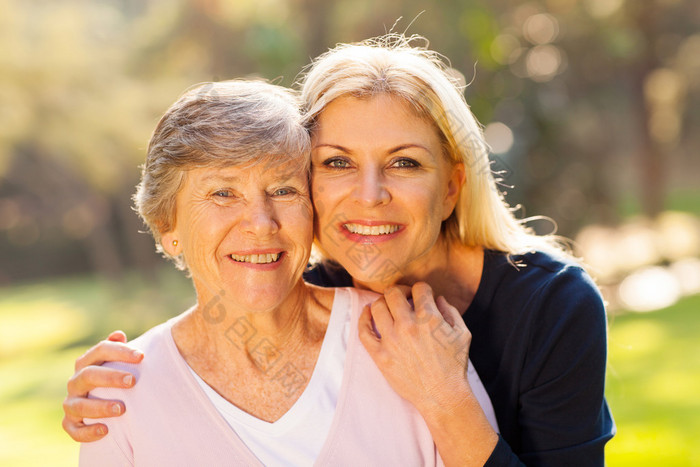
81, 288, 444, 466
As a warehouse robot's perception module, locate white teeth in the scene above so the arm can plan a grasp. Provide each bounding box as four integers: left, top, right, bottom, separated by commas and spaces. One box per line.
230, 253, 281, 264
344, 223, 399, 236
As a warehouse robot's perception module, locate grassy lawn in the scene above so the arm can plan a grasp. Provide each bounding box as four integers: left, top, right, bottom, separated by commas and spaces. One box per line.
0, 269, 194, 467
0, 270, 698, 466
605, 293, 700, 466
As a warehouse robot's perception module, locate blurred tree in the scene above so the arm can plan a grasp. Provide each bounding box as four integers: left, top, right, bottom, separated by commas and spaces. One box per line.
0, 1, 186, 279
0, 0, 697, 283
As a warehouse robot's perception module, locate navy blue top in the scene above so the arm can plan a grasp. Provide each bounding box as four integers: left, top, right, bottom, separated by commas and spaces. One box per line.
303, 250, 615, 466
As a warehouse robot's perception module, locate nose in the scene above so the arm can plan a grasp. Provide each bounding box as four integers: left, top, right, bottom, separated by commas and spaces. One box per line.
354, 167, 390, 207
240, 197, 279, 237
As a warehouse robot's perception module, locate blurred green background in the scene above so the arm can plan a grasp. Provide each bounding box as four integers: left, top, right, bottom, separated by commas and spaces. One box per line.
1, 0, 698, 465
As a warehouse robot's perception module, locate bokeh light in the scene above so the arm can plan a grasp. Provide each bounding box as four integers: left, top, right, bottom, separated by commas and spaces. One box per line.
523, 13, 559, 45
618, 266, 681, 312
655, 211, 700, 260
484, 122, 514, 154
490, 34, 521, 65
644, 68, 687, 144
525, 44, 564, 81
585, 0, 624, 18
670, 258, 700, 296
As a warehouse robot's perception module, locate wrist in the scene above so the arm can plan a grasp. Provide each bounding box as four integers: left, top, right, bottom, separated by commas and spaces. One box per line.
419, 376, 474, 425
420, 379, 499, 467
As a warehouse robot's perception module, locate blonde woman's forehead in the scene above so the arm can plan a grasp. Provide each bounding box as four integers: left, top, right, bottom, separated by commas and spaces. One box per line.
315, 94, 440, 137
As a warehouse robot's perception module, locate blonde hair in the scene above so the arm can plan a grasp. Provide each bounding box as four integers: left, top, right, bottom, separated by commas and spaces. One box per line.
134, 80, 310, 269
299, 34, 568, 258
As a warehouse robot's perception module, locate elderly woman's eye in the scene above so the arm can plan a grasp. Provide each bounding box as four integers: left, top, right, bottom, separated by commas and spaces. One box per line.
273, 187, 296, 196
213, 190, 233, 198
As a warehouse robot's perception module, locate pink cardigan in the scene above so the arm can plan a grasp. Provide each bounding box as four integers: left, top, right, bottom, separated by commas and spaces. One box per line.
81, 288, 444, 466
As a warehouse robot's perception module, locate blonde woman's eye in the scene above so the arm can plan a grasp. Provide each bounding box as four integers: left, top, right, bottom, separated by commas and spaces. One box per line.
324, 157, 351, 169
392, 158, 419, 168
213, 190, 233, 198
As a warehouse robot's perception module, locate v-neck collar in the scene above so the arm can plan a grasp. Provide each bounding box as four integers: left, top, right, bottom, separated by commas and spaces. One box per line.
160, 288, 360, 465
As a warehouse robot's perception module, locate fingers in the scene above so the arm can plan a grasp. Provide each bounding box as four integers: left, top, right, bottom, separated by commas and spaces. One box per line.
382, 287, 413, 321
435, 295, 466, 329
62, 332, 136, 443
68, 365, 136, 398
433, 295, 472, 368
75, 340, 143, 372
376, 282, 442, 330
107, 330, 128, 343
391, 284, 412, 297
63, 366, 131, 442
358, 305, 381, 354
63, 394, 126, 421
62, 416, 108, 442
411, 282, 440, 321
369, 298, 394, 337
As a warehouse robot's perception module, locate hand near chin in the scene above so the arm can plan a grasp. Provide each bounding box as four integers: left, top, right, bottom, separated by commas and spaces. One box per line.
358, 282, 473, 414
62, 331, 143, 442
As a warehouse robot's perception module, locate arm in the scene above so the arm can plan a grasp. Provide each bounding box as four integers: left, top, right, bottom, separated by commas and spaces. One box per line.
62, 331, 143, 442
358, 283, 498, 467
501, 267, 614, 466
359, 273, 614, 466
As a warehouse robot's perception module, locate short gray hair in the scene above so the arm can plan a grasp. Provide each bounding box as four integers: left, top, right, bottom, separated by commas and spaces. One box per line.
134, 80, 310, 268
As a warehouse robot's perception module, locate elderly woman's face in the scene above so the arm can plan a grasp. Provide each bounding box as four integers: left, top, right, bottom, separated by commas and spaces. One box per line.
310, 94, 464, 289
164, 157, 313, 313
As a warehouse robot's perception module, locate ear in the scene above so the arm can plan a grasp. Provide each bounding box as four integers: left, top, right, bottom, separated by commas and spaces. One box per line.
160, 229, 182, 256
441, 162, 465, 221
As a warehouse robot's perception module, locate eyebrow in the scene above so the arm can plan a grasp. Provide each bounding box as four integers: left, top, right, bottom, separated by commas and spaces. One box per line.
312, 143, 433, 154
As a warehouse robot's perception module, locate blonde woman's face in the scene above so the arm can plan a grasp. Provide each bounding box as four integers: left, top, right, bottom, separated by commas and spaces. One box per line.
310, 95, 464, 291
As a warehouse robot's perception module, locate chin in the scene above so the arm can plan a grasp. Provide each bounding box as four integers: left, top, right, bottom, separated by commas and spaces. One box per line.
342, 260, 401, 289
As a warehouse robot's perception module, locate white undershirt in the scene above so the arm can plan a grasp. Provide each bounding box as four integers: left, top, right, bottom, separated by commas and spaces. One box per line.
188, 291, 351, 467
189, 290, 499, 466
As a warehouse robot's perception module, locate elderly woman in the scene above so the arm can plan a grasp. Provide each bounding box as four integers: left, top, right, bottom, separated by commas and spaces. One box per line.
66, 36, 614, 466
77, 79, 498, 466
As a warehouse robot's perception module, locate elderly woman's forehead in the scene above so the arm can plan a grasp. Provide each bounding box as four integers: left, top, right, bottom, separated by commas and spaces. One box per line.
198, 154, 308, 176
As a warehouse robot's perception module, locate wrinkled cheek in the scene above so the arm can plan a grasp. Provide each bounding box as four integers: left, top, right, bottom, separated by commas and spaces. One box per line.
292, 201, 315, 242
300, 203, 315, 229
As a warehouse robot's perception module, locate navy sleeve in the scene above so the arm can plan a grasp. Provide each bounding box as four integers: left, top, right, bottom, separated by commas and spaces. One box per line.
484, 435, 524, 467
512, 265, 614, 466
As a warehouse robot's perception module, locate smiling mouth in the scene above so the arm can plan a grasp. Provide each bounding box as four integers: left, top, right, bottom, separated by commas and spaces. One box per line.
230, 253, 281, 264
343, 223, 400, 236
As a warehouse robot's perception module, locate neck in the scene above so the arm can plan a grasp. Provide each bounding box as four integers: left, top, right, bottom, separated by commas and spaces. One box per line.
353, 239, 484, 312
173, 280, 324, 366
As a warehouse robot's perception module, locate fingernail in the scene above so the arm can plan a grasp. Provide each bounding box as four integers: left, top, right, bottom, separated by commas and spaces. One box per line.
112, 404, 122, 414
132, 350, 143, 359
97, 425, 107, 435
123, 375, 133, 386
